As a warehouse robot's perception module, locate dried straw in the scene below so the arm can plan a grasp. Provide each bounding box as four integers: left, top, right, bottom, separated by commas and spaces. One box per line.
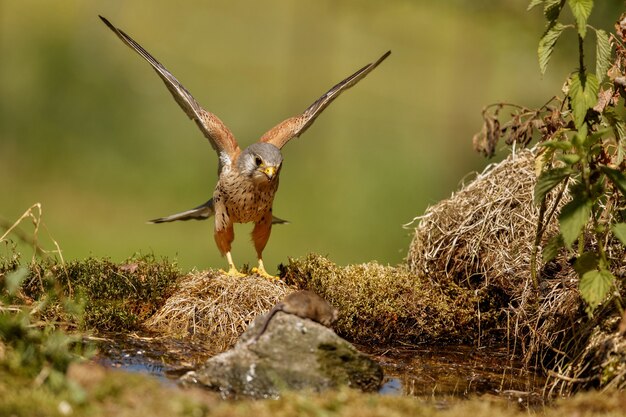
144, 270, 292, 353
406, 148, 559, 290
405, 147, 626, 393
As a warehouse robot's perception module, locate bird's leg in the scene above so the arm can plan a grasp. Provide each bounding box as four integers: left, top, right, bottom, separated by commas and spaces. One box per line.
215, 221, 245, 277
224, 251, 245, 277
251, 211, 279, 281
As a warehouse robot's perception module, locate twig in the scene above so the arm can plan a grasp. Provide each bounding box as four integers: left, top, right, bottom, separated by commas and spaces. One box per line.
548, 370, 598, 383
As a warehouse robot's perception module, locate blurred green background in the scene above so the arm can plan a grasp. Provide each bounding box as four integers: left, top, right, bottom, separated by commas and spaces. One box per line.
1, 1, 622, 273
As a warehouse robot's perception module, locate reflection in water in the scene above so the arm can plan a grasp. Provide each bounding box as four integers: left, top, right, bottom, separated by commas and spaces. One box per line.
94, 334, 545, 405
368, 345, 545, 406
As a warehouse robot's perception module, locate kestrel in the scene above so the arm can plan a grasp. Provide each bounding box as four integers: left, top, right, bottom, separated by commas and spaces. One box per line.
100, 16, 390, 279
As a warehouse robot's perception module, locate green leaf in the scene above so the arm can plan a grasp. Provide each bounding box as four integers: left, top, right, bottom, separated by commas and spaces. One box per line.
605, 109, 626, 164
569, 72, 599, 129
542, 234, 564, 262
567, 0, 593, 38
528, 0, 545, 10
605, 109, 626, 142
538, 23, 567, 75
595, 29, 612, 82
612, 222, 626, 245
583, 128, 609, 149
573, 251, 598, 275
544, 0, 565, 21
540, 139, 572, 150
534, 167, 570, 203
600, 166, 626, 196
559, 195, 592, 248
579, 269, 614, 309
559, 154, 581, 165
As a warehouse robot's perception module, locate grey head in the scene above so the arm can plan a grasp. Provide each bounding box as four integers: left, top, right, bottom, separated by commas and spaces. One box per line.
238, 142, 283, 184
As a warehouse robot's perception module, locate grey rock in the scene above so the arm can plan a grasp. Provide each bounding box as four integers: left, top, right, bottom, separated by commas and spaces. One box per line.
180, 311, 383, 398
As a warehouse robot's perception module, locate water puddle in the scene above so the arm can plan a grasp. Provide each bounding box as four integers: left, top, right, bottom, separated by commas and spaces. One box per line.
93, 333, 204, 387
365, 345, 545, 406
92, 333, 545, 405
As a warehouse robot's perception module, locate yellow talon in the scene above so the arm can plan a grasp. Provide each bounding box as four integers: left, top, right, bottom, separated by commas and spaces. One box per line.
252, 260, 280, 282
221, 252, 246, 277
220, 266, 246, 278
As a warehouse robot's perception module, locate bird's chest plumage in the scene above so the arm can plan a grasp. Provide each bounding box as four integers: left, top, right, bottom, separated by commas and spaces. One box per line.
213, 170, 279, 224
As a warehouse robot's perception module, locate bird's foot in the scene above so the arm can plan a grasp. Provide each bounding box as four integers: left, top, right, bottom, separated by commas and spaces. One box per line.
252, 260, 280, 282
221, 252, 247, 277
219, 265, 247, 278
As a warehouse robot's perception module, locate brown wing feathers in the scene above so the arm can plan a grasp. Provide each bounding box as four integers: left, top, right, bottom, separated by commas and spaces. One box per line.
259, 50, 391, 149
99, 16, 240, 157
101, 16, 389, 155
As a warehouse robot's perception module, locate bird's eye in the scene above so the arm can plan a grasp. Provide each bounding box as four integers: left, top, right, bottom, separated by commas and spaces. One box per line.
254, 156, 263, 166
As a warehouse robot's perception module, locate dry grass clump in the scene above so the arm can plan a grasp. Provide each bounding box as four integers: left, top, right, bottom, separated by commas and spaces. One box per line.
405, 148, 567, 351
144, 270, 291, 352
546, 326, 626, 396
407, 149, 558, 290
405, 148, 626, 393
280, 254, 479, 345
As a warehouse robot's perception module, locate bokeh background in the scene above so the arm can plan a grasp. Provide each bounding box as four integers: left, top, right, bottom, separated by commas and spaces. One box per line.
1, 1, 623, 273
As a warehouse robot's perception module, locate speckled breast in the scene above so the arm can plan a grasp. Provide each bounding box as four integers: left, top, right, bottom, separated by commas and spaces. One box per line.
214, 172, 279, 224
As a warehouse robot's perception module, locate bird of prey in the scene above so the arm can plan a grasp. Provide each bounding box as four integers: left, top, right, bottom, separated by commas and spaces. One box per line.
100, 16, 390, 279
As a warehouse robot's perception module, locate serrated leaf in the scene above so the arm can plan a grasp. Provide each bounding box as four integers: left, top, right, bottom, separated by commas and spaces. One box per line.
559, 154, 581, 165
579, 269, 614, 309
595, 29, 612, 82
605, 109, 626, 164
538, 22, 567, 75
600, 166, 626, 196
567, 0, 593, 38
534, 167, 570, 203
612, 223, 626, 246
569, 72, 599, 129
583, 128, 609, 149
540, 140, 572, 150
544, 0, 564, 21
559, 195, 592, 248
573, 251, 598, 275
605, 109, 626, 141
528, 0, 545, 10
535, 148, 553, 176
542, 234, 565, 262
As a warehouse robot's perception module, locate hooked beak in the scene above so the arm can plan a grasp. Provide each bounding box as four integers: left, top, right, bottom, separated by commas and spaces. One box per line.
262, 166, 277, 180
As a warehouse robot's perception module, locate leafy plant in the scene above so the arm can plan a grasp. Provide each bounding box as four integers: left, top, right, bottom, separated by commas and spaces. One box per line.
473, 1, 626, 314
0, 204, 93, 400
0, 267, 92, 399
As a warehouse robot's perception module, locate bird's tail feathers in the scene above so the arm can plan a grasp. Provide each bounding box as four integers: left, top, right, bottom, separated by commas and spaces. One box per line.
148, 199, 289, 225
148, 199, 214, 223
271, 215, 289, 225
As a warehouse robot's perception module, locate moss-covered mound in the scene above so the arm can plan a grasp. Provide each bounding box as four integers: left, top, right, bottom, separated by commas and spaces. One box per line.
4, 255, 181, 332
280, 254, 483, 345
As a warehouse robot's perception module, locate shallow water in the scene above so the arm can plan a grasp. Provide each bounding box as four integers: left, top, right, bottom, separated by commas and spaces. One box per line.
366, 345, 545, 406
94, 333, 545, 405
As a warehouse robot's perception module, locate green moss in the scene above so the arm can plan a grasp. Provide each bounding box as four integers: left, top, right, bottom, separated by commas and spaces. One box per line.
316, 343, 382, 392
14, 254, 182, 332
281, 254, 481, 345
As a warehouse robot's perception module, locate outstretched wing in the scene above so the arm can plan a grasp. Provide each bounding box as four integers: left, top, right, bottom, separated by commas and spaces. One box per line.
100, 16, 240, 159
259, 50, 390, 149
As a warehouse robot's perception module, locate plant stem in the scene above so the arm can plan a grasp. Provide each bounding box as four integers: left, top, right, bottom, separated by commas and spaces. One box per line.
578, 34, 585, 74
